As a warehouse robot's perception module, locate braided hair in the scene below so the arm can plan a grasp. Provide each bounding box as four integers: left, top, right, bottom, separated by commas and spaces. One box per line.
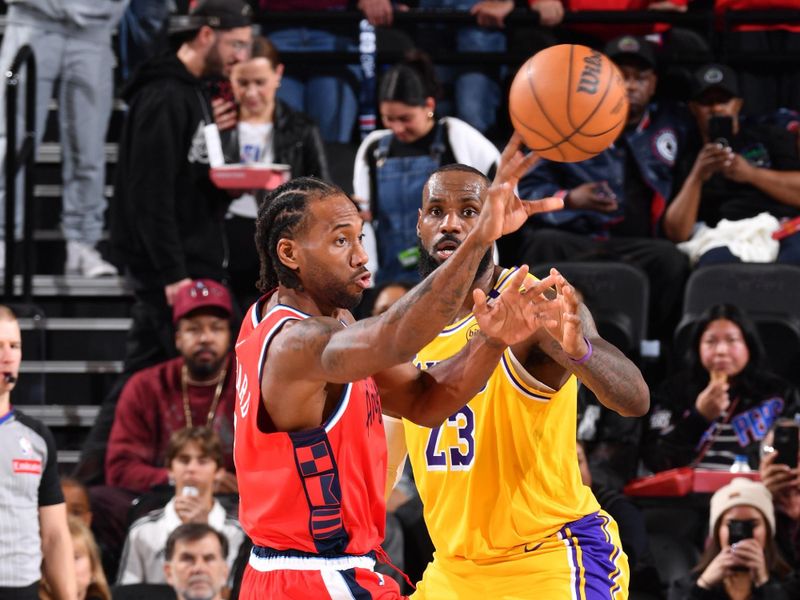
254, 176, 346, 292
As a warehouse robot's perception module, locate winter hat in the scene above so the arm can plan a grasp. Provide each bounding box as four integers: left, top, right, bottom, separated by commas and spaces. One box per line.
709, 477, 775, 536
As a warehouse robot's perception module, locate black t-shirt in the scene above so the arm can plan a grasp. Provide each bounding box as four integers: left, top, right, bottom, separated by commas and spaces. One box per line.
609, 139, 653, 238
673, 121, 800, 226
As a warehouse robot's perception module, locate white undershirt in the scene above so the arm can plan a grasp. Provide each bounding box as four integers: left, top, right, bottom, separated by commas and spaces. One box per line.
228, 121, 275, 219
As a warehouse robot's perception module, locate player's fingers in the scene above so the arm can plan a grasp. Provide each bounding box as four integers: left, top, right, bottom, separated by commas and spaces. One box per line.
499, 132, 524, 171
506, 264, 530, 295
473, 287, 488, 313
524, 196, 564, 215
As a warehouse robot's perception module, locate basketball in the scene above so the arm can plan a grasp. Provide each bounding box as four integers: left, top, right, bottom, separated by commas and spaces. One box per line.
508, 44, 629, 163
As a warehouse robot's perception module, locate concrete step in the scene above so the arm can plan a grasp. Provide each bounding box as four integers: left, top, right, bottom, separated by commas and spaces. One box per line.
14, 403, 100, 427
20, 317, 129, 361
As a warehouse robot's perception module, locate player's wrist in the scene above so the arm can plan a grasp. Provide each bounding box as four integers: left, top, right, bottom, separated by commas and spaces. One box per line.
476, 329, 506, 351
566, 336, 592, 365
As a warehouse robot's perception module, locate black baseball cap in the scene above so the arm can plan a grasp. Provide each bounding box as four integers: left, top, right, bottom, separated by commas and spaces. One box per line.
170, 0, 253, 36
604, 35, 657, 70
692, 63, 739, 100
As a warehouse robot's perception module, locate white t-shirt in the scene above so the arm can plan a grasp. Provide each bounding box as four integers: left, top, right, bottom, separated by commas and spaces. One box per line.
228, 121, 274, 219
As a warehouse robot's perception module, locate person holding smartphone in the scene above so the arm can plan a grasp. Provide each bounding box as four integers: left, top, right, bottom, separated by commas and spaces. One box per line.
669, 478, 795, 599
213, 35, 330, 307
760, 422, 800, 570
665, 63, 800, 267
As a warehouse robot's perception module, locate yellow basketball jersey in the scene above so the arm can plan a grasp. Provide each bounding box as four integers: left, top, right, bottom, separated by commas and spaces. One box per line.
404, 267, 600, 562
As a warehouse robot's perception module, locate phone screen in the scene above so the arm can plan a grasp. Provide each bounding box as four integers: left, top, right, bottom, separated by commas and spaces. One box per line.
708, 115, 734, 147
727, 519, 753, 545
773, 425, 800, 469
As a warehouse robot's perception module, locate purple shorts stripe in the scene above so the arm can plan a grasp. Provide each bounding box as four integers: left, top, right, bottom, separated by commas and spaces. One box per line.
558, 512, 627, 600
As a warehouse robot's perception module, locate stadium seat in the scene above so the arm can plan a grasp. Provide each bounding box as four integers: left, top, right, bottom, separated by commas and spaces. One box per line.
112, 584, 176, 600
531, 262, 650, 361
648, 532, 700, 591
673, 264, 800, 385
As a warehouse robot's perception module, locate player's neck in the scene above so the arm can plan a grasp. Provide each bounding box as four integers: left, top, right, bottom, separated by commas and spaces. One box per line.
275, 286, 331, 318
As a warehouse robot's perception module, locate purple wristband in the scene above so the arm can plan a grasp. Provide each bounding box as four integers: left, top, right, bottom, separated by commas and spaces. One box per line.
568, 336, 593, 365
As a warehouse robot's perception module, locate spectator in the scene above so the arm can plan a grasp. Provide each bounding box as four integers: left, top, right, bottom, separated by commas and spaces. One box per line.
353, 51, 499, 284
669, 478, 795, 599
164, 524, 229, 600
111, 0, 252, 375
0, 0, 124, 277
515, 35, 690, 339
214, 35, 330, 307
664, 63, 800, 267
117, 427, 244, 585
759, 422, 800, 569
40, 517, 111, 600
257, 0, 397, 144
642, 304, 800, 473
370, 281, 413, 317
0, 305, 76, 599
106, 280, 237, 494
61, 477, 92, 527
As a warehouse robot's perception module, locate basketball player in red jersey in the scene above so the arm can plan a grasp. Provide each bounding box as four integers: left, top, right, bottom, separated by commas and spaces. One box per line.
234, 135, 564, 599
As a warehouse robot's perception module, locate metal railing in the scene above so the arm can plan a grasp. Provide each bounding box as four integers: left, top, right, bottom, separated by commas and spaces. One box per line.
3, 44, 36, 302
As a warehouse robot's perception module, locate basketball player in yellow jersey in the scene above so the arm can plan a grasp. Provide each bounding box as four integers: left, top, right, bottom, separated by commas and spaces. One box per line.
401, 152, 650, 599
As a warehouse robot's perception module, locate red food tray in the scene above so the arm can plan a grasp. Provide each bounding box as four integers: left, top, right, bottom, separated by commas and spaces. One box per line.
210, 164, 291, 190
623, 467, 761, 497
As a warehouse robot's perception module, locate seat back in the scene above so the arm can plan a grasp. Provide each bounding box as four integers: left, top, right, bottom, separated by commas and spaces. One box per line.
674, 264, 800, 384
532, 262, 650, 360
112, 584, 176, 600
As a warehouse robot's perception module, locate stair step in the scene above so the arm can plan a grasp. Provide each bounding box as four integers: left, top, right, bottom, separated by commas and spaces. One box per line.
18, 317, 131, 330
38, 142, 117, 164
34, 184, 114, 199
19, 360, 123, 374
8, 275, 130, 296
15, 404, 100, 427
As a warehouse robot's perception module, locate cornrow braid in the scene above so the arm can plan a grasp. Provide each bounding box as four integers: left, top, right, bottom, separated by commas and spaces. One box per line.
254, 176, 345, 293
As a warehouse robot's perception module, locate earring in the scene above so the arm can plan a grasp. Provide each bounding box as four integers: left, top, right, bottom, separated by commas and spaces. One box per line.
427, 111, 434, 119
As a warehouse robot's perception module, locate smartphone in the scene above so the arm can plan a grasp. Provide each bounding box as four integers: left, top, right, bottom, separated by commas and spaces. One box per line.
773, 424, 800, 469
727, 519, 753, 545
708, 115, 734, 148
208, 78, 236, 107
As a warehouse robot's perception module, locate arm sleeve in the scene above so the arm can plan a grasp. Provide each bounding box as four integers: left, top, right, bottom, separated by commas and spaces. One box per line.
105, 375, 170, 492
125, 88, 190, 284
35, 420, 64, 507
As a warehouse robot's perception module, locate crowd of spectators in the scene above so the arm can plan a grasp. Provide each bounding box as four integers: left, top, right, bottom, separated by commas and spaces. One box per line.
1, 0, 800, 599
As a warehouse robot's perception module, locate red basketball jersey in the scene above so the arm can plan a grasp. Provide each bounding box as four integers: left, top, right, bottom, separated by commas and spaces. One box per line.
234, 294, 387, 556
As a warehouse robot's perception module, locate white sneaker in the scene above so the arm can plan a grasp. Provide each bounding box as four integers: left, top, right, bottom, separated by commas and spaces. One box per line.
66, 241, 118, 278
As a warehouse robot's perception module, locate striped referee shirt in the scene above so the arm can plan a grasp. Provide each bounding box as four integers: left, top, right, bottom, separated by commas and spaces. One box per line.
0, 408, 63, 587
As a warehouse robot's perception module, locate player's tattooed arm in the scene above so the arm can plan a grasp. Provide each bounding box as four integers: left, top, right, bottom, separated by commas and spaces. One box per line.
535, 269, 649, 417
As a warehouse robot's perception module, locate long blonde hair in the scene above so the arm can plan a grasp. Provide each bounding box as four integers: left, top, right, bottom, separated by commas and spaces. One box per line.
39, 517, 111, 600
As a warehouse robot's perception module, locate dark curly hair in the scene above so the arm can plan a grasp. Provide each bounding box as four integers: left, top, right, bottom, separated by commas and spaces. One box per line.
254, 176, 348, 292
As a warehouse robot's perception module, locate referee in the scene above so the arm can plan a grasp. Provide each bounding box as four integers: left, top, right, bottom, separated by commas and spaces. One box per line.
0, 305, 76, 599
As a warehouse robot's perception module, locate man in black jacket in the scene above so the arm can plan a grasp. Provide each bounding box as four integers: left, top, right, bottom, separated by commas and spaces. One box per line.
112, 0, 253, 373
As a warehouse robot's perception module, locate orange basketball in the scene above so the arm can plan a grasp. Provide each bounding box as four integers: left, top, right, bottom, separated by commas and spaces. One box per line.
508, 44, 629, 163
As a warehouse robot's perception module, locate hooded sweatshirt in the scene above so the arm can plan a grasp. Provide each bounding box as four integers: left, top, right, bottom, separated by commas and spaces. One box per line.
112, 52, 231, 290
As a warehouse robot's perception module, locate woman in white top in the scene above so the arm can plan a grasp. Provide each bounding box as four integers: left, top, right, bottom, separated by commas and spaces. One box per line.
217, 36, 329, 305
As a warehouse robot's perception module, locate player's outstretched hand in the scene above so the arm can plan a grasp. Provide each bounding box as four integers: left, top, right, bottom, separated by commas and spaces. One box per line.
472, 133, 563, 245
538, 268, 589, 360
473, 266, 558, 346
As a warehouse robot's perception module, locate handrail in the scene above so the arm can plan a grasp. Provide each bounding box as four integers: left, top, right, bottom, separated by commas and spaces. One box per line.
3, 44, 36, 302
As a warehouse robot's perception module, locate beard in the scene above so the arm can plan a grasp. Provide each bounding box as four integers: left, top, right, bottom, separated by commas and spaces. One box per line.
418, 237, 493, 280
203, 41, 225, 79
185, 351, 226, 380
304, 264, 366, 312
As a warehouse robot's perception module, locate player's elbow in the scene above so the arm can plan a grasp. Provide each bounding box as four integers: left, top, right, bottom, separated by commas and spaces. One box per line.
618, 385, 650, 418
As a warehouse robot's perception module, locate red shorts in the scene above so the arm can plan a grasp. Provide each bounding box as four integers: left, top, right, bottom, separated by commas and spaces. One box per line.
238, 550, 407, 599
